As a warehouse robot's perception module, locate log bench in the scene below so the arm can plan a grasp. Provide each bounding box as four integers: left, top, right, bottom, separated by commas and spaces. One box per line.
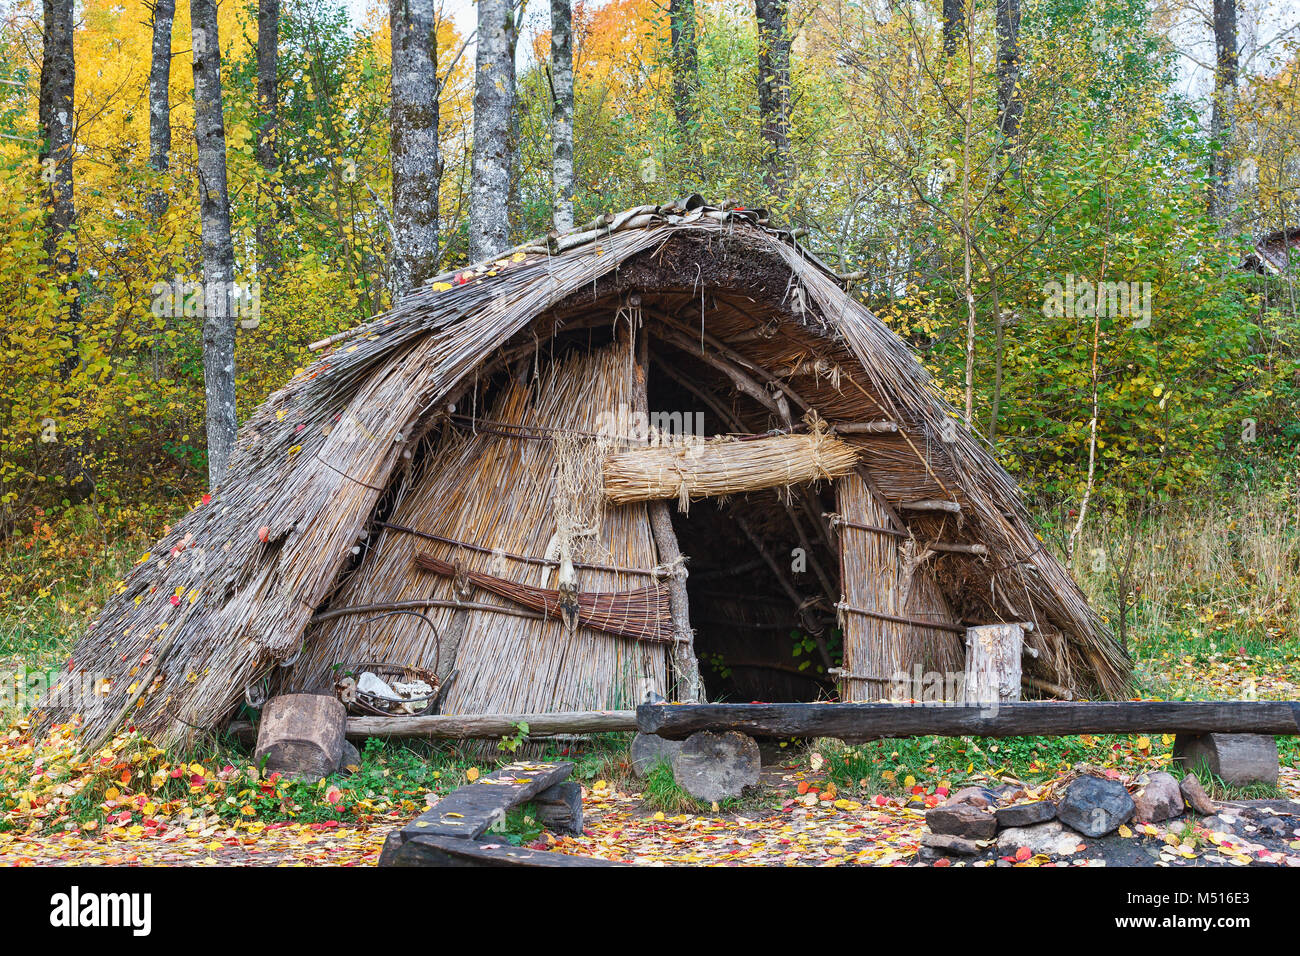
377, 760, 621, 867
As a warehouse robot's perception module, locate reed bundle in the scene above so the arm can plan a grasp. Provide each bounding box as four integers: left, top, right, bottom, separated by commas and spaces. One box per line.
602, 428, 859, 509
412, 553, 672, 643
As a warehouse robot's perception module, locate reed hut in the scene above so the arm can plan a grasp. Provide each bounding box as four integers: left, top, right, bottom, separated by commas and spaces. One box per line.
42, 197, 1130, 750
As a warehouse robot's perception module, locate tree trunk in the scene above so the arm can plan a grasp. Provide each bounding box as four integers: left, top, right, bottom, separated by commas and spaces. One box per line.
754, 0, 791, 203
469, 0, 517, 261
390, 0, 441, 291
995, 0, 1022, 146
40, 0, 79, 356
962, 623, 1023, 705
941, 0, 963, 57
146, 0, 174, 216
668, 0, 698, 139
1209, 0, 1238, 222
190, 0, 238, 487
550, 0, 574, 231
256, 0, 280, 276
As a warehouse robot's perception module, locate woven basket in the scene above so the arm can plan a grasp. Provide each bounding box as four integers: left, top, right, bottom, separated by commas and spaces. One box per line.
336, 662, 442, 717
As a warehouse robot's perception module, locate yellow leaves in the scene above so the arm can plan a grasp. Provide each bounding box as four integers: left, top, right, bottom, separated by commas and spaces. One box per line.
431, 282, 453, 291
465, 767, 479, 783
1135, 736, 1151, 751
1118, 824, 1133, 838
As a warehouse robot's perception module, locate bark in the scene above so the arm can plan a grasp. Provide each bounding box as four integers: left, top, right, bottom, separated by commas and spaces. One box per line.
995, 0, 1022, 144
256, 0, 280, 274
190, 0, 238, 487
390, 0, 441, 291
469, 0, 517, 261
941, 0, 963, 57
550, 0, 574, 231
146, 0, 174, 215
755, 0, 791, 202
1209, 0, 1238, 222
668, 0, 698, 138
41, 0, 87, 494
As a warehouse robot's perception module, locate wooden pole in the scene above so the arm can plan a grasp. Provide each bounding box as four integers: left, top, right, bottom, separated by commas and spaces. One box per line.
344, 709, 636, 739
637, 701, 1300, 741
632, 319, 702, 701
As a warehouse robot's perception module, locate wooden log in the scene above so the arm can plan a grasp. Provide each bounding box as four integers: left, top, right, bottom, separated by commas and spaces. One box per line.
832, 420, 899, 434
253, 694, 347, 783
962, 623, 1023, 705
898, 499, 962, 513
1173, 732, 1280, 786
636, 701, 1300, 742
344, 710, 636, 739
379, 761, 574, 865
532, 781, 583, 835
386, 833, 622, 867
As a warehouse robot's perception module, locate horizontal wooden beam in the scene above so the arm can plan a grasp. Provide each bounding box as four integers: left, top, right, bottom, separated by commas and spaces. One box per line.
898, 499, 962, 513
385, 833, 622, 867
636, 701, 1300, 741
344, 710, 638, 740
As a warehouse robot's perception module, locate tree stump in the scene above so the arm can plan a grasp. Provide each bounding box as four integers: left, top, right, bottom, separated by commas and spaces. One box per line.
670, 731, 760, 802
532, 781, 583, 835
1173, 733, 1279, 786
629, 732, 684, 778
253, 694, 347, 783
962, 623, 1023, 706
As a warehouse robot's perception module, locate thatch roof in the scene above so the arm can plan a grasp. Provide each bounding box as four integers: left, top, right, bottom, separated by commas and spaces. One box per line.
41, 196, 1130, 750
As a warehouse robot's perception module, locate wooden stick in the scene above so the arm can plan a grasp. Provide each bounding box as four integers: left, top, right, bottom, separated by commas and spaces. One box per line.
833, 420, 899, 434
345, 709, 638, 739
899, 499, 962, 513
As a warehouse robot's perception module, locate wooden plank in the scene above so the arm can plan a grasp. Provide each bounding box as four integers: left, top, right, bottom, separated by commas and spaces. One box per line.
385, 761, 574, 851
962, 623, 1023, 704
387, 833, 623, 867
637, 701, 1300, 741
344, 710, 636, 739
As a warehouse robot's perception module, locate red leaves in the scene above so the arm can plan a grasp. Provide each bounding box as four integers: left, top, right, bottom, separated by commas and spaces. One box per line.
257, 526, 270, 543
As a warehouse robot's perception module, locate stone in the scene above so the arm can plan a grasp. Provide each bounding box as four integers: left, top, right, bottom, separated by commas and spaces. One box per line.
1180, 772, 1217, 815
1254, 816, 1292, 838
996, 820, 1084, 857
1131, 772, 1183, 823
253, 694, 347, 783
921, 832, 982, 856
630, 732, 684, 778
943, 786, 999, 809
670, 731, 760, 802
996, 800, 1057, 828
335, 740, 362, 776
1173, 733, 1279, 787
926, 803, 997, 840
1056, 775, 1135, 837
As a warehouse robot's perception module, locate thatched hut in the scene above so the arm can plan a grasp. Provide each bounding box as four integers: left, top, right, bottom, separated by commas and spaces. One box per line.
43, 197, 1129, 749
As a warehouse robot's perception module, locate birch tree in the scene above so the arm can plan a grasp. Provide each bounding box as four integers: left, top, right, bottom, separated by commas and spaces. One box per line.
190, 0, 238, 486
469, 0, 518, 261
146, 0, 174, 216
668, 0, 698, 141
941, 0, 963, 57
390, 0, 441, 290
551, 0, 574, 231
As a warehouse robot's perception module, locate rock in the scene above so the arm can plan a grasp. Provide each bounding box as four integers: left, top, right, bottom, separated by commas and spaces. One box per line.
1056, 775, 1135, 837
253, 694, 347, 783
532, 781, 583, 835
996, 800, 1057, 828
335, 740, 362, 776
1131, 772, 1183, 823
670, 731, 760, 801
926, 803, 997, 840
630, 732, 684, 778
916, 845, 944, 863
1180, 772, 1217, 815
996, 820, 1084, 857
943, 786, 999, 809
921, 833, 982, 856
1253, 816, 1292, 838
1173, 733, 1279, 787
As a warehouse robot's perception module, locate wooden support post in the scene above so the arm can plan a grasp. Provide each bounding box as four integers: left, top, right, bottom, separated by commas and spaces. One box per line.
632, 320, 701, 702
962, 623, 1024, 705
